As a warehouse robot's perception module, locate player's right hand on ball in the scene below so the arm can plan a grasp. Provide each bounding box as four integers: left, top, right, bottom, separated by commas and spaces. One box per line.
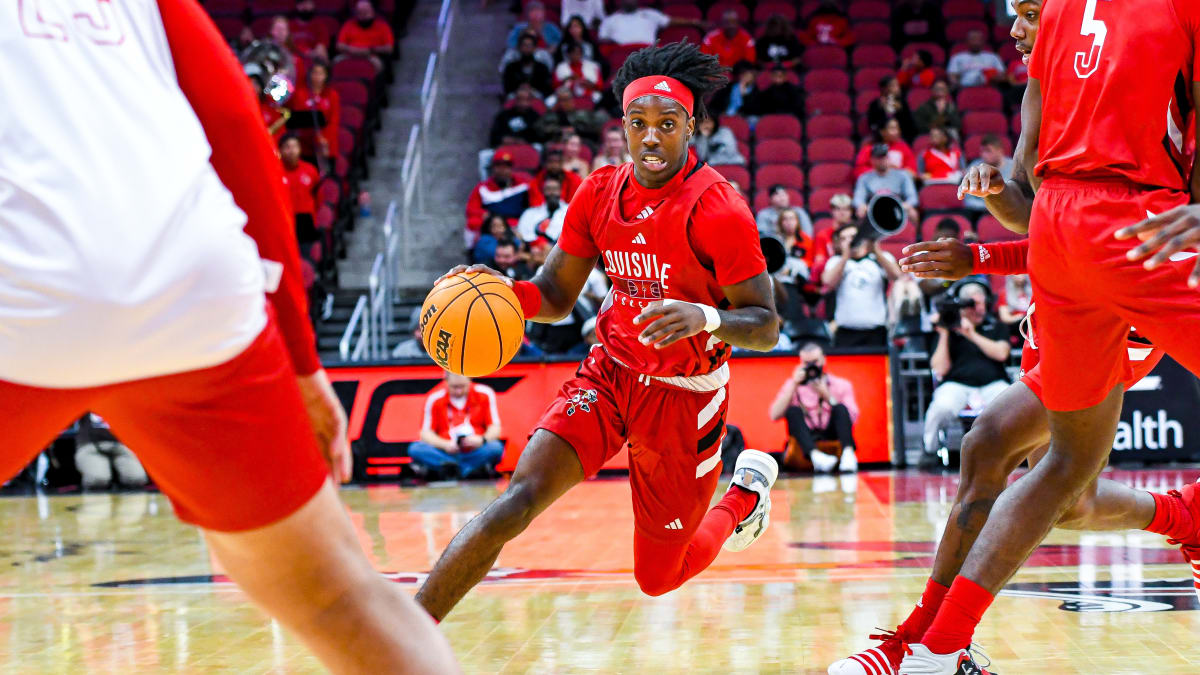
899, 238, 973, 280
957, 163, 1006, 200
434, 264, 513, 287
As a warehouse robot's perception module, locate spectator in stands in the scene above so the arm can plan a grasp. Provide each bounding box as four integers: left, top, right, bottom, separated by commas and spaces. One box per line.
891, 0, 944, 49
554, 42, 604, 103
919, 126, 964, 183
898, 49, 937, 89
963, 134, 1014, 212
557, 16, 603, 67
393, 306, 429, 359
691, 116, 744, 166
769, 343, 860, 473
536, 85, 607, 142
290, 0, 331, 60
465, 151, 539, 245
773, 208, 815, 317
76, 415, 148, 490
560, 1, 605, 31
598, 0, 699, 46
1001, 274, 1032, 327
709, 60, 758, 117
823, 225, 901, 347
336, 0, 395, 73
472, 213, 512, 265
853, 144, 920, 223
267, 15, 308, 83
582, 261, 611, 307
409, 373, 505, 480
507, 1, 562, 51
562, 134, 591, 177
592, 127, 631, 171
923, 281, 1011, 464
1005, 52, 1030, 109
492, 237, 535, 281
489, 85, 542, 146
799, 0, 854, 47
567, 316, 602, 356
504, 32, 555, 98
854, 119, 918, 178
289, 59, 341, 166
517, 175, 568, 244
749, 65, 803, 117
534, 150, 582, 202
758, 185, 813, 238
866, 75, 918, 142
947, 30, 1006, 88
280, 134, 321, 254
701, 10, 756, 69
913, 78, 962, 137
756, 15, 802, 69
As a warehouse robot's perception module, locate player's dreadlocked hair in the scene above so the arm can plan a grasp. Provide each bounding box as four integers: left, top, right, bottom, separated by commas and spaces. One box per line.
611, 40, 729, 119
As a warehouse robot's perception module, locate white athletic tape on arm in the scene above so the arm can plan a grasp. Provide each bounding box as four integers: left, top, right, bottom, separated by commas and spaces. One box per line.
663, 299, 721, 333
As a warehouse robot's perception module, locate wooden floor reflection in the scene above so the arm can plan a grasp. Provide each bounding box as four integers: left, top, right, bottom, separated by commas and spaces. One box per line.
0, 468, 1197, 673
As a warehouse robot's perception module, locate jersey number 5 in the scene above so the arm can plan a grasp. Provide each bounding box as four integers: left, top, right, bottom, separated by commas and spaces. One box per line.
1074, 0, 1107, 79
19, 0, 125, 46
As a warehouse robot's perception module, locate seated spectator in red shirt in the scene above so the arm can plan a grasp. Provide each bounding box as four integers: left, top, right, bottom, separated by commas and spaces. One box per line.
337, 0, 395, 72
701, 10, 756, 69
756, 14, 802, 69
408, 373, 505, 480
534, 149, 583, 202
854, 118, 918, 178
554, 42, 604, 103
280, 134, 321, 251
465, 151, 540, 246
919, 126, 964, 184
290, 0, 331, 59
898, 49, 937, 89
800, 0, 854, 47
288, 59, 341, 166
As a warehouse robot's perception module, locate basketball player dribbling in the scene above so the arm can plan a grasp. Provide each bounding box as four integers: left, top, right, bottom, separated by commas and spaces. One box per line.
416, 42, 783, 621
830, 4, 1200, 673
887, 0, 1200, 672
0, 2, 456, 672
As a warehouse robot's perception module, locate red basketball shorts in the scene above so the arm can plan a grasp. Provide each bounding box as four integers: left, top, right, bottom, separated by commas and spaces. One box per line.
0, 318, 328, 531
535, 348, 728, 542
1027, 177, 1200, 410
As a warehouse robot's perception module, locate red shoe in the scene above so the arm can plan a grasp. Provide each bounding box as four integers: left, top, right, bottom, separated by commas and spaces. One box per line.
828, 628, 907, 675
1165, 480, 1200, 603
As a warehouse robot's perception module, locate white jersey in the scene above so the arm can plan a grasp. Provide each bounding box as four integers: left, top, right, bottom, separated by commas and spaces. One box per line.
0, 0, 268, 388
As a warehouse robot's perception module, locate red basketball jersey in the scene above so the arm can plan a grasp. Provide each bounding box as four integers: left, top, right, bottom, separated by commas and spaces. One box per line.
558, 157, 766, 378
1029, 0, 1200, 189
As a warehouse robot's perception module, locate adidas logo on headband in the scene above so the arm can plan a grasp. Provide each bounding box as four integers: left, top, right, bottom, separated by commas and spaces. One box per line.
654, 80, 672, 92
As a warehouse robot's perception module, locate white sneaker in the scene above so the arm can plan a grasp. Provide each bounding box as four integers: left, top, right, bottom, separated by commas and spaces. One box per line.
898, 644, 993, 675
811, 449, 838, 473
722, 450, 778, 552
839, 447, 858, 472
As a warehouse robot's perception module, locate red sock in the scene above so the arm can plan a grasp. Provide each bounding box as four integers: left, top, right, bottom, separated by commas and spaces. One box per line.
920, 576, 994, 655
897, 578, 950, 641
1145, 491, 1194, 540
724, 484, 760, 522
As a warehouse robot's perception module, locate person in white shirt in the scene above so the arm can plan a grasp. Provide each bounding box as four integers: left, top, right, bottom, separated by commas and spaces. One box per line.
598, 0, 697, 45
516, 176, 569, 244
822, 225, 902, 347
946, 30, 1006, 88
560, 0, 606, 29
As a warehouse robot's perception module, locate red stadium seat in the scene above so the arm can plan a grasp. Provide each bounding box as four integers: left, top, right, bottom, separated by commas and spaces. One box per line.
248, 0, 294, 17
807, 138, 855, 164
494, 144, 541, 172
809, 187, 853, 214
956, 87, 1003, 112
918, 184, 961, 211
804, 69, 852, 93
753, 187, 804, 212
712, 164, 751, 190
756, 114, 802, 140
720, 115, 750, 142
992, 23, 1014, 46
205, 0, 247, 16
706, 2, 750, 25
946, 19, 989, 44
808, 163, 854, 188
853, 67, 895, 94
662, 4, 702, 21
249, 16, 274, 37
332, 57, 376, 83
660, 26, 702, 44
964, 134, 1013, 159
331, 80, 368, 109
943, 0, 986, 20
921, 214, 971, 238
803, 45, 849, 70
340, 105, 364, 132
806, 114, 854, 139
756, 69, 801, 90
318, 178, 341, 206
906, 87, 933, 110
337, 127, 356, 157
754, 164, 806, 191
853, 21, 891, 45
313, 0, 346, 14
847, 0, 890, 22
212, 17, 247, 41
852, 45, 896, 68
755, 138, 804, 164
604, 44, 644, 72
911, 133, 933, 156
316, 204, 336, 231
854, 89, 878, 115
976, 215, 1024, 242
962, 111, 1010, 137
900, 42, 946, 67
738, 141, 752, 162
300, 257, 316, 287
806, 92, 852, 117
753, 1, 797, 24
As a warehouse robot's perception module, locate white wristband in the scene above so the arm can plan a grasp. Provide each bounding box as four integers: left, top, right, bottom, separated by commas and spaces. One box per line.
664, 299, 721, 333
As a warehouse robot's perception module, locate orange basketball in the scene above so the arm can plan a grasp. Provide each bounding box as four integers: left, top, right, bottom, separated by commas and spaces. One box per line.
420, 272, 525, 377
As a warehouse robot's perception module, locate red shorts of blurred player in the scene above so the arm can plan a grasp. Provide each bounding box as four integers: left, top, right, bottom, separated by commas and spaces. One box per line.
1027, 177, 1200, 411
0, 317, 328, 532
1019, 311, 1165, 401
536, 347, 729, 542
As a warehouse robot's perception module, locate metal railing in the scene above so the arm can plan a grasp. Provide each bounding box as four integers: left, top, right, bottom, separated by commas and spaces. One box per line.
338, 295, 370, 360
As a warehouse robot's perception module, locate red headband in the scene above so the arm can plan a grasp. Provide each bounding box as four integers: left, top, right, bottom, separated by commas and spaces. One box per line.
621, 76, 694, 116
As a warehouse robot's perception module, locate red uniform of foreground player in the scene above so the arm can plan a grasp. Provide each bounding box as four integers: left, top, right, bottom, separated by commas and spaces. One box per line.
889, 0, 1200, 672
416, 42, 782, 621
0, 2, 455, 672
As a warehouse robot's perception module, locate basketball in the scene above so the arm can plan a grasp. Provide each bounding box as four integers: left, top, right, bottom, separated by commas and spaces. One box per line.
420, 272, 525, 377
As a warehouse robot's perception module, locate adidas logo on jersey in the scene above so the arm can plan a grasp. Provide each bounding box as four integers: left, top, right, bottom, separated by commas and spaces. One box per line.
632, 233, 647, 245
664, 518, 683, 530
654, 80, 672, 92
635, 206, 655, 220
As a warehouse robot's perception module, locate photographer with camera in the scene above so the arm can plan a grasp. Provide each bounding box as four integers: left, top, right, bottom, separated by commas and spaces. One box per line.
408, 372, 505, 480
822, 223, 901, 347
769, 343, 860, 473
922, 280, 1010, 464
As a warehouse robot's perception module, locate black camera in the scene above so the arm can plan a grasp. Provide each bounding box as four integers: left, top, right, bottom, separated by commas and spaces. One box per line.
935, 295, 975, 329
802, 363, 823, 383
